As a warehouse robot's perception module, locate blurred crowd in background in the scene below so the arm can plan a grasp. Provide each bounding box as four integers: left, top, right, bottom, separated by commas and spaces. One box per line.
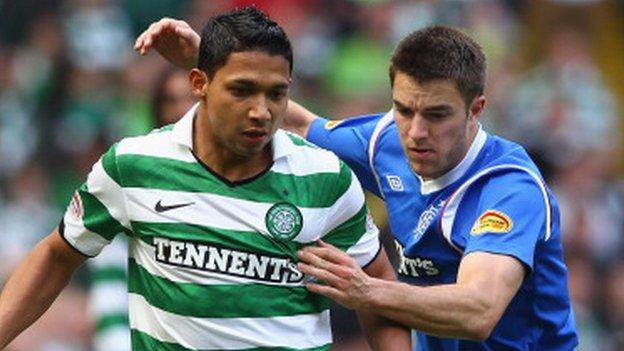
1, 0, 623, 350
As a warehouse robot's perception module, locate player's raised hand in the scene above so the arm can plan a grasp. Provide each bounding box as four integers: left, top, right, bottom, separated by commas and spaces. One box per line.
297, 240, 375, 309
134, 18, 200, 70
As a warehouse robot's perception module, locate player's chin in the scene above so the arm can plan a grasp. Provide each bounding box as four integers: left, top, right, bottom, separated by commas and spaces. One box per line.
408, 161, 437, 178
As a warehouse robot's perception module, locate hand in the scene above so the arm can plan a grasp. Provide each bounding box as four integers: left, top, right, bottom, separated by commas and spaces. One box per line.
297, 240, 375, 310
134, 18, 200, 70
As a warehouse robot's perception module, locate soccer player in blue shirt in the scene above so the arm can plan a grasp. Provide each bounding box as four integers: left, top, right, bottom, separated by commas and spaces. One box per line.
136, 19, 579, 351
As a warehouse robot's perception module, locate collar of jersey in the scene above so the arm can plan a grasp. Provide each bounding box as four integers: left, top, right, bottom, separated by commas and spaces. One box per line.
419, 125, 488, 195
171, 103, 295, 161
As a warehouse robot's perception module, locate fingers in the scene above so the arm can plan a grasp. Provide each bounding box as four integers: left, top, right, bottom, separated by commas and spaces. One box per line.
305, 281, 344, 301
175, 24, 200, 44
134, 18, 188, 55
298, 242, 354, 267
297, 246, 354, 287
298, 262, 344, 287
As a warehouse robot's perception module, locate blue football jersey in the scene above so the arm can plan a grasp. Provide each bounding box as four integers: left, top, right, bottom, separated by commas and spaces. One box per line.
307, 112, 578, 351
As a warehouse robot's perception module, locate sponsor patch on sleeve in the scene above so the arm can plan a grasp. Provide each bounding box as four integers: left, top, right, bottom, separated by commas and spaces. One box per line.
324, 120, 343, 130
470, 210, 513, 235
68, 191, 84, 221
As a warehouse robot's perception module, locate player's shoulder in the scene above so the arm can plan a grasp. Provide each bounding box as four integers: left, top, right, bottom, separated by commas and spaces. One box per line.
111, 126, 194, 164
461, 134, 548, 198
278, 130, 351, 177
321, 112, 388, 131
475, 167, 544, 197
483, 134, 535, 166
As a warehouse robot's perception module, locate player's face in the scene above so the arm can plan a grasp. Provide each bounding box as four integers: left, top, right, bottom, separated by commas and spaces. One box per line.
197, 51, 291, 158
392, 72, 483, 180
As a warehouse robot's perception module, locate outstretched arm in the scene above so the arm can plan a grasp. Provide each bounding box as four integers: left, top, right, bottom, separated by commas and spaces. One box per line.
298, 241, 524, 341
135, 18, 319, 138
0, 229, 87, 348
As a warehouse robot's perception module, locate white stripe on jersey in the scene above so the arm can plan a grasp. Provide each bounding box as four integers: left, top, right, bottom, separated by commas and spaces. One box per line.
128, 293, 332, 350
272, 144, 340, 176
87, 159, 131, 229
62, 213, 110, 256
116, 131, 196, 162
129, 238, 305, 287
123, 178, 365, 244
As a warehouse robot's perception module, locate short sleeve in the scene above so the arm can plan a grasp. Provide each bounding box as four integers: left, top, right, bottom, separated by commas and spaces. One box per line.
61, 143, 131, 257
457, 172, 548, 270
320, 161, 381, 267
306, 114, 382, 194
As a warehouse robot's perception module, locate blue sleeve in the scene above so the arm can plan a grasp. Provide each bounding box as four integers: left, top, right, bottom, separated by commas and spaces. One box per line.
307, 115, 382, 195
453, 171, 547, 270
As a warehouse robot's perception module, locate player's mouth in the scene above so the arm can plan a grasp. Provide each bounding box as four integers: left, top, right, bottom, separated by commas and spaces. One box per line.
242, 129, 269, 144
407, 147, 434, 159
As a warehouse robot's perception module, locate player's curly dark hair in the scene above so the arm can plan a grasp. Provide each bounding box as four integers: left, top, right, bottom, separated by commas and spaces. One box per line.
389, 25, 486, 106
197, 6, 293, 78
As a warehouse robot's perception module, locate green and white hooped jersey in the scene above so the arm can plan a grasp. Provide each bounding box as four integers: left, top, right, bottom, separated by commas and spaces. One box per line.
61, 106, 381, 351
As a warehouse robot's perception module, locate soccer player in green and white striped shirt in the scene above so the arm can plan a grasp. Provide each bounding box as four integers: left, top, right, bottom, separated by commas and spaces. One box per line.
0, 7, 410, 351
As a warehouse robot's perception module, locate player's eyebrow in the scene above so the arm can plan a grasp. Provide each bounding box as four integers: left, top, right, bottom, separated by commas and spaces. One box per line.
229, 79, 289, 90
392, 99, 411, 110
421, 105, 454, 114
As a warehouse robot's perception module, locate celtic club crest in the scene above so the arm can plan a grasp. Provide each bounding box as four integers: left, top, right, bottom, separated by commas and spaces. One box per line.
265, 202, 303, 240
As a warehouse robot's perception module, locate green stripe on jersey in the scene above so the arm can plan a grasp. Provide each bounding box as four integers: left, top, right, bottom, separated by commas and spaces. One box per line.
115, 154, 351, 208
285, 133, 317, 148
79, 184, 125, 241
322, 204, 368, 251
128, 258, 329, 318
101, 143, 121, 184
131, 329, 332, 351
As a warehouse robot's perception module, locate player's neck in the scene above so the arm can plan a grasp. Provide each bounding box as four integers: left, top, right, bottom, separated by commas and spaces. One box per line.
192, 112, 273, 183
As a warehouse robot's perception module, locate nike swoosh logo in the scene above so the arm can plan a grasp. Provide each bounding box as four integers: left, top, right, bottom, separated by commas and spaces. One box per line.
154, 200, 195, 213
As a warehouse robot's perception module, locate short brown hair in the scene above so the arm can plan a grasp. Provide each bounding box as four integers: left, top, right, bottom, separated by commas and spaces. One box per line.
389, 25, 486, 106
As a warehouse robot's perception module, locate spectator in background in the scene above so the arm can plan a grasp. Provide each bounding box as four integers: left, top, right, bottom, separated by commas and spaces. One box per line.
603, 260, 624, 350
150, 67, 196, 126
504, 26, 618, 168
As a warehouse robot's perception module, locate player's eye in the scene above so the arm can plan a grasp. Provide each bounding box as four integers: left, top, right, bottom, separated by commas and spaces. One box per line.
230, 87, 252, 97
268, 89, 287, 101
424, 111, 452, 121
397, 107, 413, 117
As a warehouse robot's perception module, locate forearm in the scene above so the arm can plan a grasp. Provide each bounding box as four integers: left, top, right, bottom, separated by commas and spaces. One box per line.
282, 100, 318, 138
0, 234, 84, 347
357, 309, 411, 351
367, 279, 493, 340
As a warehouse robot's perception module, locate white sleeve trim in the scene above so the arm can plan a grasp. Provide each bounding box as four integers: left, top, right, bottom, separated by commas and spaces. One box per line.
367, 111, 394, 199
440, 164, 552, 253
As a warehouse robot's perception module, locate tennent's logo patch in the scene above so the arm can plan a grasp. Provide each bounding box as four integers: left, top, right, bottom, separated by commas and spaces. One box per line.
324, 120, 343, 130
471, 210, 513, 235
265, 202, 303, 240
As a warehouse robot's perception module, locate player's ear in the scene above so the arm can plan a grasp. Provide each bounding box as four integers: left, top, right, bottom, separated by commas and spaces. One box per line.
189, 69, 209, 98
468, 95, 486, 121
